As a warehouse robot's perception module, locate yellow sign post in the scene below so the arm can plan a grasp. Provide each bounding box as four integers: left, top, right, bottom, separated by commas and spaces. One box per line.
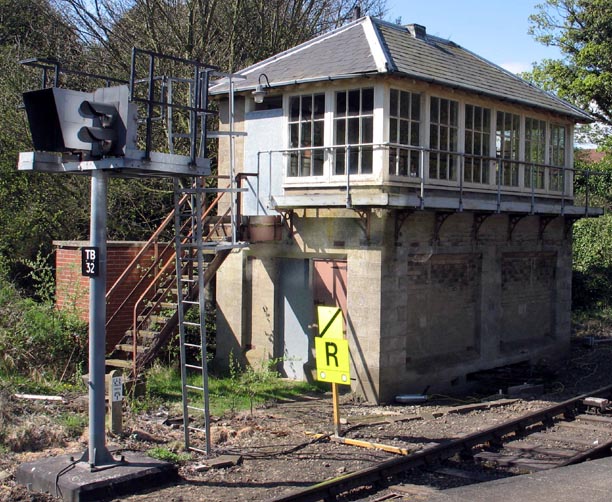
315, 306, 350, 436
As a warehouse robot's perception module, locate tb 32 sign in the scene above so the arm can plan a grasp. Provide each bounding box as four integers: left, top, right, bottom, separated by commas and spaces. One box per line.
81, 247, 99, 277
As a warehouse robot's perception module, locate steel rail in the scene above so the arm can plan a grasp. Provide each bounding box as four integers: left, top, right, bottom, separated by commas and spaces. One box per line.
272, 384, 612, 502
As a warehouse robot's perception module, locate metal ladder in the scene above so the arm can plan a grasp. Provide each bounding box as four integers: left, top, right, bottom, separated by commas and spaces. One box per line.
173, 177, 215, 454
172, 71, 246, 455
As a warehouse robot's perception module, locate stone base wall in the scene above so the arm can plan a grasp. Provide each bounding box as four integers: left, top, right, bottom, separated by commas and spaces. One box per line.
215, 209, 572, 403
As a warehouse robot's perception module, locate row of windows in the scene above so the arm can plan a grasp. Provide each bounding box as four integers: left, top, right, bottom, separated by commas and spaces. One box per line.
287, 88, 568, 191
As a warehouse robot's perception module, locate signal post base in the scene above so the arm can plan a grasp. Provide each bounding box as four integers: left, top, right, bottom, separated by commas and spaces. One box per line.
15, 451, 177, 501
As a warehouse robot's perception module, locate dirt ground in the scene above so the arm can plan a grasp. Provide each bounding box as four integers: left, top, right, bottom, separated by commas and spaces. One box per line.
3, 329, 612, 502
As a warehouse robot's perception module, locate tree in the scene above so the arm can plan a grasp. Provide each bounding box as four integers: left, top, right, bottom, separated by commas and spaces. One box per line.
529, 0, 612, 127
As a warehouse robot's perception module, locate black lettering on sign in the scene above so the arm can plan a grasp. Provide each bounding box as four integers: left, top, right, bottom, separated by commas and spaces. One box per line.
325, 341, 339, 367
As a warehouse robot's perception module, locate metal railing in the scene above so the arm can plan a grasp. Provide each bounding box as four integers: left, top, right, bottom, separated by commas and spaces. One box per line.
256, 143, 605, 215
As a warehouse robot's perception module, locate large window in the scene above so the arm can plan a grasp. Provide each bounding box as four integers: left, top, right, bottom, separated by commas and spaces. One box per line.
288, 93, 325, 177
525, 117, 546, 189
496, 111, 520, 186
549, 124, 566, 192
464, 104, 491, 184
429, 97, 459, 181
334, 88, 374, 175
389, 89, 421, 177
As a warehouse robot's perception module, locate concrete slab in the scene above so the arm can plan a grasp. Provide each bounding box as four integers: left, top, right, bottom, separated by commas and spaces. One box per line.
15, 451, 178, 502
426, 456, 612, 502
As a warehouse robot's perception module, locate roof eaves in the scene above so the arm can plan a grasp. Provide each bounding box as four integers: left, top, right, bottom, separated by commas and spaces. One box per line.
392, 68, 593, 122
210, 71, 381, 96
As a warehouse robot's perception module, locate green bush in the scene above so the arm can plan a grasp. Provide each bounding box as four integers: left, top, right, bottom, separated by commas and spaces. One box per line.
572, 214, 612, 314
0, 275, 87, 382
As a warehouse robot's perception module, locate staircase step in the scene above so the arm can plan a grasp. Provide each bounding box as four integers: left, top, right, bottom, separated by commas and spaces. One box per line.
115, 344, 147, 353
137, 314, 169, 323
160, 302, 178, 310
106, 359, 133, 369
125, 329, 159, 338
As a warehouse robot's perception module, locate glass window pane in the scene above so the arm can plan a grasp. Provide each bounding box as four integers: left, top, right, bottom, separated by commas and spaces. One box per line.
348, 90, 360, 116
411, 123, 419, 146
336, 91, 346, 116
390, 118, 398, 143
313, 121, 324, 146
290, 97, 300, 121
389, 150, 397, 175
290, 123, 299, 148
362, 117, 373, 143
335, 119, 346, 145
361, 147, 373, 173
349, 148, 359, 173
399, 149, 408, 176
466, 105, 473, 130
335, 150, 345, 175
390, 89, 398, 116
348, 118, 359, 144
302, 95, 312, 119
440, 99, 449, 124
400, 91, 410, 118
450, 102, 458, 126
430, 97, 439, 123
301, 122, 311, 146
411, 93, 420, 121
400, 120, 409, 144
313, 94, 325, 119
313, 151, 324, 175
362, 88, 374, 113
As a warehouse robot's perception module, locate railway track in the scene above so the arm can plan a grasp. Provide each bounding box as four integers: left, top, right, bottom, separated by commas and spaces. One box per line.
271, 384, 612, 502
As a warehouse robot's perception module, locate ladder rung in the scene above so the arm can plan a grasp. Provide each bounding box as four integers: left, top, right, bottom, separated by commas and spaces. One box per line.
183, 321, 200, 327
186, 384, 204, 391
185, 363, 204, 370
187, 405, 206, 412
188, 446, 208, 454
182, 300, 199, 305
184, 343, 202, 348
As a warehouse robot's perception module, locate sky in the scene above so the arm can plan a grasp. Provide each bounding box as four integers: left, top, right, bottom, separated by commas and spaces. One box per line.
385, 0, 563, 74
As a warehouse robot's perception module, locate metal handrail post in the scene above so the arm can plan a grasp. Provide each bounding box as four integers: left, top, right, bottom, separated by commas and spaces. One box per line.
346, 145, 352, 208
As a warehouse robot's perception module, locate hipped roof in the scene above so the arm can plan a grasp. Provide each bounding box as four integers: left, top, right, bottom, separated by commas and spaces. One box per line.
210, 16, 592, 122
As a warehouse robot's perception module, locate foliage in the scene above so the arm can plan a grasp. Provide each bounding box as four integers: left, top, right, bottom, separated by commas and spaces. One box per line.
528, 0, 612, 127
142, 361, 319, 417
0, 273, 88, 382
147, 446, 192, 463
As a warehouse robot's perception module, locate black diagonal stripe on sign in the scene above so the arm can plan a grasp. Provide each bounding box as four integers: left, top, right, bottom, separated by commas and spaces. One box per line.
319, 307, 341, 338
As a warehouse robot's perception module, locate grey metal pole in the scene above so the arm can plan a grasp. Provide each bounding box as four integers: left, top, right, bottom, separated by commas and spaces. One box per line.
85, 169, 114, 467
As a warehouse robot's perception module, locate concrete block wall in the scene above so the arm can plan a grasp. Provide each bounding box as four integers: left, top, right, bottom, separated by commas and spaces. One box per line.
214, 209, 573, 403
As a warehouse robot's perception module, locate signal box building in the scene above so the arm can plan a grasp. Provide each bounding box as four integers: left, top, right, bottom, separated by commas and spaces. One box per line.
211, 16, 598, 403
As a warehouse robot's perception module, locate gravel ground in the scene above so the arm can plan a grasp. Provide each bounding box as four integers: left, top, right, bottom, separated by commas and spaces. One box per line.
2, 333, 612, 502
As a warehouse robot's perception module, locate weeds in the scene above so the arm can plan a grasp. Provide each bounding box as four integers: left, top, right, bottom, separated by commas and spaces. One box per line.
147, 446, 192, 464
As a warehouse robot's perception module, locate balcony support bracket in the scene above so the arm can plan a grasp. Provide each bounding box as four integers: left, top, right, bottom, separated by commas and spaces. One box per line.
394, 209, 414, 243
507, 214, 527, 241
472, 212, 492, 242
538, 215, 558, 241
433, 211, 453, 244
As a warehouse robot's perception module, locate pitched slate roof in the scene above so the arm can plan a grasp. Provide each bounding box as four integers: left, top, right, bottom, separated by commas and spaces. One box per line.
210, 17, 592, 122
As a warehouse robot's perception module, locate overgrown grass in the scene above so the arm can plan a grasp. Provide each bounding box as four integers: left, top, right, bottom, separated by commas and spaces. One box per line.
135, 362, 321, 417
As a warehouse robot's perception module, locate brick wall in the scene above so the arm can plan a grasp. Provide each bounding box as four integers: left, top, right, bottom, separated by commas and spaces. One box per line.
54, 241, 169, 352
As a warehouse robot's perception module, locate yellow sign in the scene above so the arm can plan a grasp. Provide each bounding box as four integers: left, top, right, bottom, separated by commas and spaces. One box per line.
317, 306, 343, 339
315, 337, 350, 384
315, 306, 350, 385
